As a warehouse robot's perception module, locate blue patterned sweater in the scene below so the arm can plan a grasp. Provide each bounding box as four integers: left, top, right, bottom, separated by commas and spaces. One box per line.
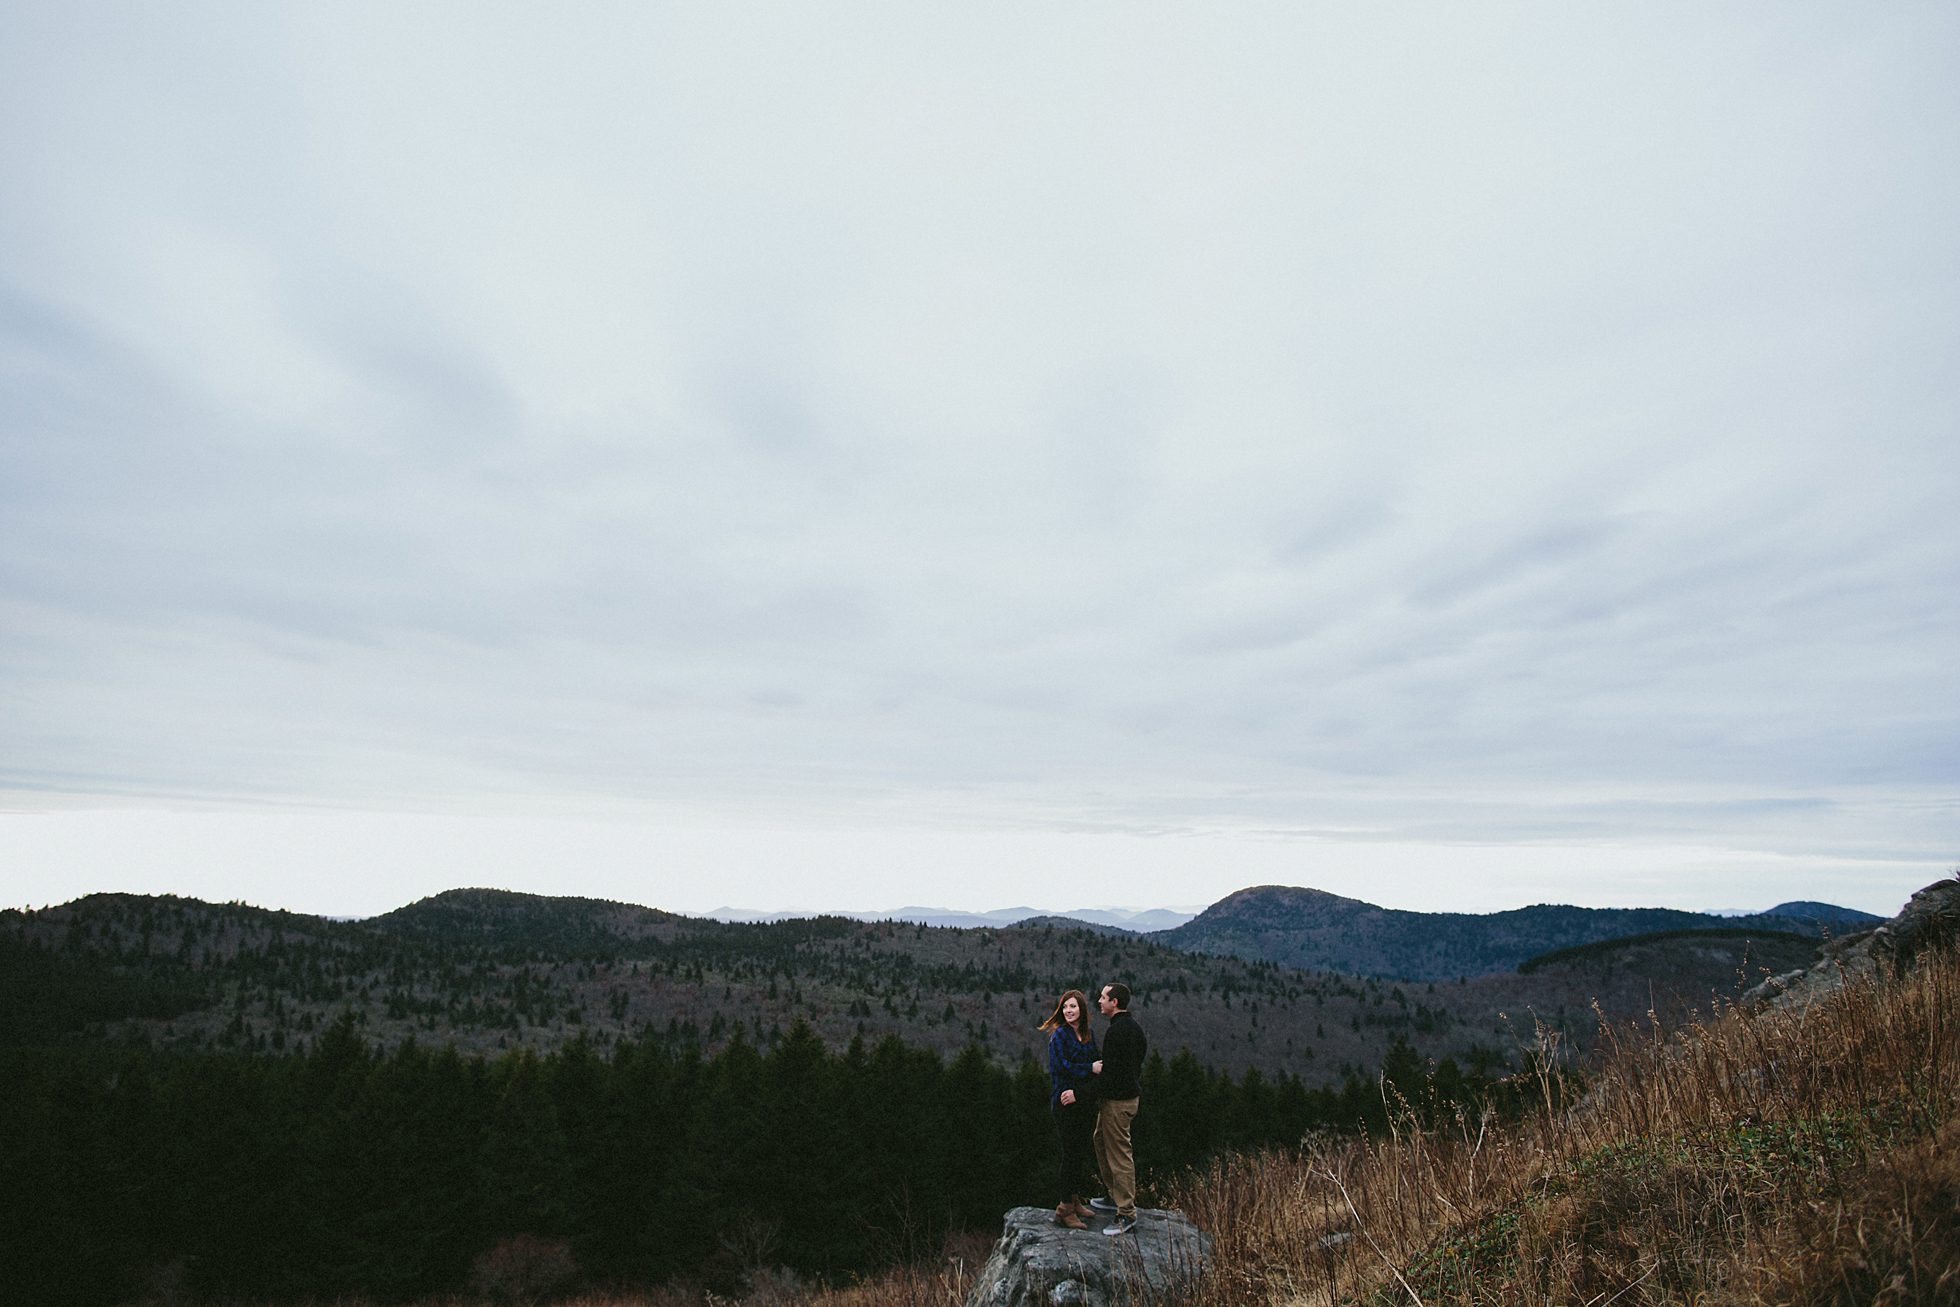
1046, 1024, 1100, 1107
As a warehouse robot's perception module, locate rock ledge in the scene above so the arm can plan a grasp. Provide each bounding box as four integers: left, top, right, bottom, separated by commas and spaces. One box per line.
1743, 876, 1960, 1010
965, 1206, 1211, 1307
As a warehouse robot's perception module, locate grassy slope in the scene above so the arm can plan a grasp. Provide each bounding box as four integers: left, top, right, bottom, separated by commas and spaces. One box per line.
1169, 942, 1960, 1306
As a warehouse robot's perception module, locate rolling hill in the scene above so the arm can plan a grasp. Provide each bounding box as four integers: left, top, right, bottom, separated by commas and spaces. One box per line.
1154, 883, 1877, 980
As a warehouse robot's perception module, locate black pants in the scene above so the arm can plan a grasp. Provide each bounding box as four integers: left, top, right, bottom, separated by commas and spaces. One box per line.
1053, 1097, 1097, 1202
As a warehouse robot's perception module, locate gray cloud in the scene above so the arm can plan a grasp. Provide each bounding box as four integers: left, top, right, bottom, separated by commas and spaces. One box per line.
1, 4, 1956, 914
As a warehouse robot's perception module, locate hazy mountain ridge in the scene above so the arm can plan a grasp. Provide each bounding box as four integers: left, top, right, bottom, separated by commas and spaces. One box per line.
706, 903, 1195, 931
1759, 899, 1885, 929
1011, 914, 1139, 938
1157, 884, 1877, 981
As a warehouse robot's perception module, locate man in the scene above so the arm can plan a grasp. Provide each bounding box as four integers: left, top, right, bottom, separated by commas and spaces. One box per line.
1088, 981, 1146, 1236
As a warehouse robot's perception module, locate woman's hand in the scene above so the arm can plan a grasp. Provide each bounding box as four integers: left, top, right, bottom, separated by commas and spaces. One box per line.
1092, 1060, 1103, 1075
1059, 1089, 1076, 1106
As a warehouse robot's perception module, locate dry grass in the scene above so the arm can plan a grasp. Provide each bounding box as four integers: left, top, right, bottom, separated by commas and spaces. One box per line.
1162, 942, 1960, 1306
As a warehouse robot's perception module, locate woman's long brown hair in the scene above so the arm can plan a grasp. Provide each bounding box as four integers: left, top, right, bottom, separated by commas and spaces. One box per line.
1038, 988, 1093, 1041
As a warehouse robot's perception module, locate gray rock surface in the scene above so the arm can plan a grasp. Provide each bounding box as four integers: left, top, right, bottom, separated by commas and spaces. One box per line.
965, 1206, 1211, 1307
1743, 876, 1960, 1010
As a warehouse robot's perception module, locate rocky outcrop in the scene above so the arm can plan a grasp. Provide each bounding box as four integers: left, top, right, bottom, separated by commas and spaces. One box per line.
1743, 876, 1960, 1010
965, 1207, 1211, 1307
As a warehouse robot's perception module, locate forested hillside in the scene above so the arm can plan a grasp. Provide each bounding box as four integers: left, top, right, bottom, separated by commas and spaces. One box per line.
8, 889, 1439, 1080
2, 888, 1828, 1085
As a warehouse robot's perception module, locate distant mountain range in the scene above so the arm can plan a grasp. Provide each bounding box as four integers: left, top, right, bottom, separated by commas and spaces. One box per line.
1154, 885, 1882, 981
705, 904, 1200, 932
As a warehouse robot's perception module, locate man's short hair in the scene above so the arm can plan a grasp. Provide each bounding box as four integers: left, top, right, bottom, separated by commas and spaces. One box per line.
1103, 982, 1131, 1010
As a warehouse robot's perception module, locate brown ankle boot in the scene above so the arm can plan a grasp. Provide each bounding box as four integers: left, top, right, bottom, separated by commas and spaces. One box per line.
1055, 1202, 1088, 1230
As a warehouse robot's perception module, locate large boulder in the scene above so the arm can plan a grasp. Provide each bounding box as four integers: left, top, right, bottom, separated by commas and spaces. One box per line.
1878, 875, 1960, 968
1744, 876, 1960, 1010
965, 1206, 1211, 1307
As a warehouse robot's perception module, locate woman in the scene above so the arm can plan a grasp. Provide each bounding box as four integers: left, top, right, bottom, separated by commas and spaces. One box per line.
1039, 988, 1100, 1229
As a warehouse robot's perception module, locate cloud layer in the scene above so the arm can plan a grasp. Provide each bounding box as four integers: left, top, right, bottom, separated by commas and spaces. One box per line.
2, 5, 1955, 912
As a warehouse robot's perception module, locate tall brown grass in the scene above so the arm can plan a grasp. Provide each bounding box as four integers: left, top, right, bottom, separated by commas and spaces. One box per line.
1164, 942, 1959, 1306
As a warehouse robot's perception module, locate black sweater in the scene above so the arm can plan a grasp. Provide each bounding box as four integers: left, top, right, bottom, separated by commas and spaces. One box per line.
1099, 1010, 1146, 1100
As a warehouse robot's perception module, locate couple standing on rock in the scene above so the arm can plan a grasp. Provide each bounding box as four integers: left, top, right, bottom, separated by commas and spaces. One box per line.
1040, 982, 1147, 1237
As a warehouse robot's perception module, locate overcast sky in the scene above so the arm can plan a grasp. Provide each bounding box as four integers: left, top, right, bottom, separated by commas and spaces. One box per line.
3, 4, 1955, 921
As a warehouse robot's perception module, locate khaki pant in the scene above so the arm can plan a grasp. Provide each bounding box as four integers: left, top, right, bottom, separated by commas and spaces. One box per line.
1093, 1095, 1140, 1218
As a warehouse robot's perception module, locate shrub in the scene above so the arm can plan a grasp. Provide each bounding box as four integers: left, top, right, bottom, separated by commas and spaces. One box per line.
468, 1234, 578, 1304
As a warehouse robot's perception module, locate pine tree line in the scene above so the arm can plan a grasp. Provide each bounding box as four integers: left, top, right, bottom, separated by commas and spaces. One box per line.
1, 1015, 1507, 1306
